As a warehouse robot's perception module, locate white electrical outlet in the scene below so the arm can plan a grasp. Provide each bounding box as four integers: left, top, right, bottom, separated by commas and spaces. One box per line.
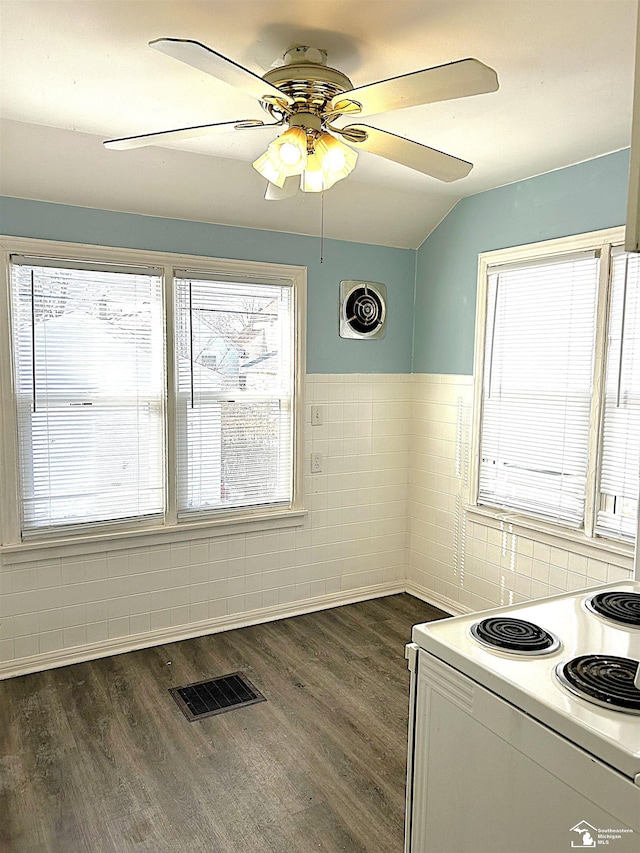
311, 452, 322, 473
311, 405, 323, 425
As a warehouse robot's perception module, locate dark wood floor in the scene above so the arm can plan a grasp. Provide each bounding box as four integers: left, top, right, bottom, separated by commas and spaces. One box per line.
0, 594, 446, 853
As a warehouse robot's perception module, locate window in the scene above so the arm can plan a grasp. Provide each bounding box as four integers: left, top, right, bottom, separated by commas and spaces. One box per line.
0, 239, 305, 545
174, 272, 294, 519
596, 249, 640, 539
10, 257, 165, 535
474, 228, 639, 544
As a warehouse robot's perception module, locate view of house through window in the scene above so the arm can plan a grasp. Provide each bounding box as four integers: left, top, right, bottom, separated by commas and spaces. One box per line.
11, 259, 165, 535
7, 250, 300, 540
174, 273, 294, 518
476, 233, 639, 543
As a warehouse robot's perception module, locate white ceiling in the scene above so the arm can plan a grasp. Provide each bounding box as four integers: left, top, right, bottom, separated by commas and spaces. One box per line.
0, 0, 637, 249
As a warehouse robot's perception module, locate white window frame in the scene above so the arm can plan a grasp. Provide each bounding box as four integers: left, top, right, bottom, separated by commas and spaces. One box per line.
470, 225, 636, 560
0, 237, 307, 555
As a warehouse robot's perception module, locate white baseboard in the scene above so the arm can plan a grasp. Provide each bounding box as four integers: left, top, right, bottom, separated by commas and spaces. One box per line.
0, 581, 405, 681
404, 580, 470, 616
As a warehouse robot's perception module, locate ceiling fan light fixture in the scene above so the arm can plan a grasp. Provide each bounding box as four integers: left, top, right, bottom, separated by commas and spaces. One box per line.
300, 133, 358, 192
270, 125, 308, 169
253, 125, 308, 186
252, 149, 289, 187
301, 151, 328, 193
315, 132, 357, 179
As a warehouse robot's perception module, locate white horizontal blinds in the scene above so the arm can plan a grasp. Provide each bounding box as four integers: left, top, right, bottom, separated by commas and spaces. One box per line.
596, 251, 640, 540
174, 273, 293, 518
478, 252, 600, 525
10, 258, 165, 535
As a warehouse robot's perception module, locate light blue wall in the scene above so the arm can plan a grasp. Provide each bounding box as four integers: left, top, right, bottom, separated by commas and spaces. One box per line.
2, 148, 632, 377
413, 149, 631, 375
0, 197, 416, 375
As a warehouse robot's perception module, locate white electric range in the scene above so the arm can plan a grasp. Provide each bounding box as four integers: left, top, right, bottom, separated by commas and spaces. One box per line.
405, 580, 640, 853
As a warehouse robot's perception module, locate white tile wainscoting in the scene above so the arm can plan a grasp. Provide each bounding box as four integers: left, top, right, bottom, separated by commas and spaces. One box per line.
0, 374, 410, 677
407, 374, 634, 612
0, 373, 633, 678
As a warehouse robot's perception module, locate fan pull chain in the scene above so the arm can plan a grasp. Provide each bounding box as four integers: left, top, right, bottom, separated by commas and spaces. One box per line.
320, 190, 325, 264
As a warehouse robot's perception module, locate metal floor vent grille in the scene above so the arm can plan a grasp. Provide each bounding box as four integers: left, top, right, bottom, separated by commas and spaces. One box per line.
169, 671, 266, 721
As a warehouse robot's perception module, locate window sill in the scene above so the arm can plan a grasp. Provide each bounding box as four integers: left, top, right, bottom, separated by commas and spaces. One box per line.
465, 505, 634, 569
1, 508, 308, 564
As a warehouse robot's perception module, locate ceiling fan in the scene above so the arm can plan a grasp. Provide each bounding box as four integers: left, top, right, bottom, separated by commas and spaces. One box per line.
104, 39, 499, 199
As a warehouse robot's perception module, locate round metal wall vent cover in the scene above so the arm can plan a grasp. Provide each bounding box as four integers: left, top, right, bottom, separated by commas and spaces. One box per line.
339, 280, 387, 339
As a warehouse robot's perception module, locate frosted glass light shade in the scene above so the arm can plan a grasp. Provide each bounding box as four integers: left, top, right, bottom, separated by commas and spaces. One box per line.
300, 152, 327, 193
252, 149, 289, 188
269, 126, 308, 172
253, 126, 309, 187
301, 134, 358, 192
315, 133, 358, 181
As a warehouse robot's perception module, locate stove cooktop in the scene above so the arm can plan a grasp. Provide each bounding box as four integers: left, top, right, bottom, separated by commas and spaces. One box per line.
411, 580, 640, 779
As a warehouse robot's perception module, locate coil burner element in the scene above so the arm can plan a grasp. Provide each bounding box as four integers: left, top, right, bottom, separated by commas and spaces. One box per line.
585, 591, 640, 627
556, 655, 640, 714
470, 617, 561, 655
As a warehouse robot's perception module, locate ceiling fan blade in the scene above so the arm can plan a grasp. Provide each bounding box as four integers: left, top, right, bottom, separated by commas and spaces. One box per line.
338, 124, 472, 182
264, 176, 299, 201
104, 118, 279, 150
331, 58, 498, 118
149, 38, 294, 106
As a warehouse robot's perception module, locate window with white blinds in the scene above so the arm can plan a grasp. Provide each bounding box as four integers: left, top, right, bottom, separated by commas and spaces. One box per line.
476, 231, 639, 545
3, 242, 303, 544
478, 253, 600, 526
10, 257, 165, 535
174, 273, 294, 518
596, 251, 640, 539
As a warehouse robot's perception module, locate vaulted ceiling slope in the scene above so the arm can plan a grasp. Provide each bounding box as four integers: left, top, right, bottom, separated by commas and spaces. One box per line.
0, 0, 636, 249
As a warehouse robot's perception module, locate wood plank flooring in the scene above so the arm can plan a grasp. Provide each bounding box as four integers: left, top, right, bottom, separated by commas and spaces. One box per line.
0, 594, 447, 853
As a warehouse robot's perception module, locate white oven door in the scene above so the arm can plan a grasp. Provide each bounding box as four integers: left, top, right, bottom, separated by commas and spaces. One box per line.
408, 651, 640, 853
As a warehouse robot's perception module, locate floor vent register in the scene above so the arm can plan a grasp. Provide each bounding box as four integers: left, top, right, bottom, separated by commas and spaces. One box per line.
169, 671, 266, 721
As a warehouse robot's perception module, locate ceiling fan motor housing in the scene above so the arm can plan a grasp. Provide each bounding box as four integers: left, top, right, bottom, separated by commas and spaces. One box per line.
262, 50, 354, 118
340, 280, 387, 339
